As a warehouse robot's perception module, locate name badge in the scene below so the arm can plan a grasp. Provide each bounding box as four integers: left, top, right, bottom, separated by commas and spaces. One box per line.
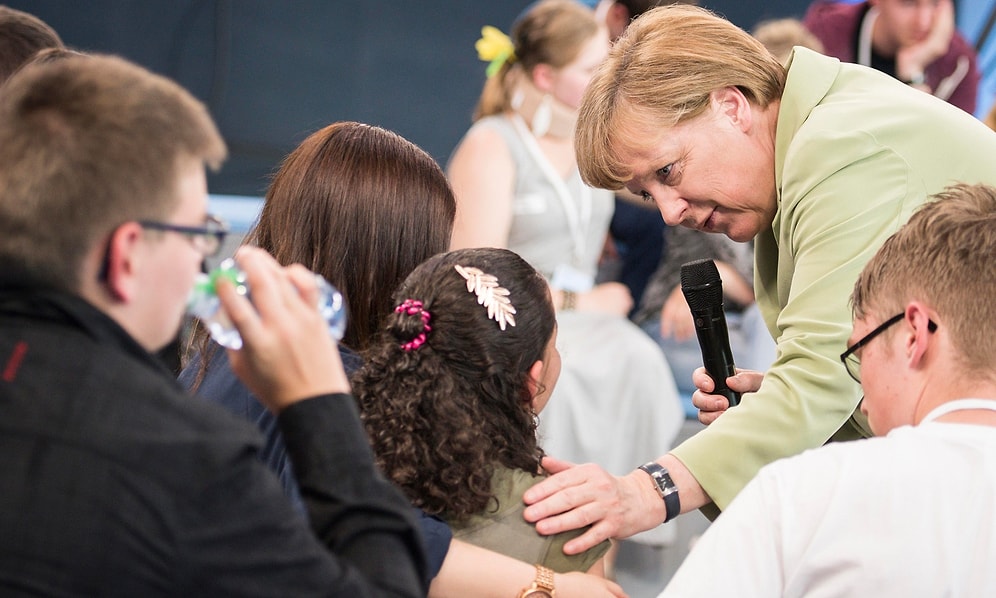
551, 264, 593, 292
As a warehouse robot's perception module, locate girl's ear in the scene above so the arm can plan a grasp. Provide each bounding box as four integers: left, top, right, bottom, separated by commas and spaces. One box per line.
526, 358, 545, 409
532, 63, 556, 94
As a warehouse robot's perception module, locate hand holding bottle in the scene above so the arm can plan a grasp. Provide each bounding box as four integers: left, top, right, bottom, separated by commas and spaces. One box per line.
214, 247, 351, 412
188, 257, 346, 350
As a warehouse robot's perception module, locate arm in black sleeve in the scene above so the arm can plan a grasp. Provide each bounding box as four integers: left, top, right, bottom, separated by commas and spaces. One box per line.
279, 393, 429, 596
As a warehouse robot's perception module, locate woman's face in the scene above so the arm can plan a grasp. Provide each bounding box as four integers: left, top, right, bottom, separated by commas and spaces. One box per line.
546, 30, 610, 111
615, 92, 779, 243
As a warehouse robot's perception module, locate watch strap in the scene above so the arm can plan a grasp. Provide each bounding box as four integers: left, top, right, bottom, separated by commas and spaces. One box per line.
518, 564, 555, 597
638, 461, 680, 523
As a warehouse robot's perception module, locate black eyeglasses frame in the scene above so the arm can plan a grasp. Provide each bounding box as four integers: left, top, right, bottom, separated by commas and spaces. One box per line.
840, 313, 937, 383
137, 214, 229, 258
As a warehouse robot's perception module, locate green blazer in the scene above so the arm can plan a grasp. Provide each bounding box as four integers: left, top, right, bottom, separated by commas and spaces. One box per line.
672, 47, 996, 514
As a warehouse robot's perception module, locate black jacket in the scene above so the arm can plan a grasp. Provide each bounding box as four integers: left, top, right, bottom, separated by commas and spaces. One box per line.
0, 287, 427, 596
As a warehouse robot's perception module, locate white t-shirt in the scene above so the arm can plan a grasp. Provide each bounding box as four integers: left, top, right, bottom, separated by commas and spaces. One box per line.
662, 400, 996, 598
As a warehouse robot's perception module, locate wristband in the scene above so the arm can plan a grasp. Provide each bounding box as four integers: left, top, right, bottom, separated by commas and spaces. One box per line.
560, 290, 576, 311
638, 461, 680, 523
903, 71, 926, 86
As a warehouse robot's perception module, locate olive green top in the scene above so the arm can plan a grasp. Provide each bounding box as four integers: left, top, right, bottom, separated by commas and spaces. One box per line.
448, 466, 610, 573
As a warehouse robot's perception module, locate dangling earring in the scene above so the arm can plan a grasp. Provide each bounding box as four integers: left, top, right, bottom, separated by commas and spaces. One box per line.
511, 89, 524, 111
531, 94, 552, 137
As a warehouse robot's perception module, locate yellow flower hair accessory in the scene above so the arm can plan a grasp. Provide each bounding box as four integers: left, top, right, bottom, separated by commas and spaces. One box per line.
476, 25, 515, 78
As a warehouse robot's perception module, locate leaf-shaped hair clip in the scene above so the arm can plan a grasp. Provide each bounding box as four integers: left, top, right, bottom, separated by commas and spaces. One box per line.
454, 264, 517, 331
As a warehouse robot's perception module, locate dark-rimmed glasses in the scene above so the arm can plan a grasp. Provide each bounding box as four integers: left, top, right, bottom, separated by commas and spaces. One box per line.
839, 313, 937, 383
139, 214, 229, 258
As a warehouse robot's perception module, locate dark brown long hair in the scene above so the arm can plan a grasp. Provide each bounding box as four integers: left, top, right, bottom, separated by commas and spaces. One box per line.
354, 248, 555, 520
184, 121, 455, 378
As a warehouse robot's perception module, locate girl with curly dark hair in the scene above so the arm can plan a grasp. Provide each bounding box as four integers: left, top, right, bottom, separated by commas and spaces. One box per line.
355, 247, 609, 575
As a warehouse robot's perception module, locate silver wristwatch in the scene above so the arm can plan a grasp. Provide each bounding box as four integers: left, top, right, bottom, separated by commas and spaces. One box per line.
638, 461, 680, 523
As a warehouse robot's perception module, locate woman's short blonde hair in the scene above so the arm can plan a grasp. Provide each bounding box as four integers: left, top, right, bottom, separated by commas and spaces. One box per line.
576, 4, 785, 189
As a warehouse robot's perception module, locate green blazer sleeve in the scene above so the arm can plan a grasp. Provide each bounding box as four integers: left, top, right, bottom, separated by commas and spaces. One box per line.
670, 47, 996, 512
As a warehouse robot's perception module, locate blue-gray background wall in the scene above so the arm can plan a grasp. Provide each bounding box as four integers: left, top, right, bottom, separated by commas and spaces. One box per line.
10, 1, 993, 196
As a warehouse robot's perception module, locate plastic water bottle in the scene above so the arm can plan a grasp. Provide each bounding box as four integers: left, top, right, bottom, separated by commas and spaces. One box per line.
186, 258, 347, 350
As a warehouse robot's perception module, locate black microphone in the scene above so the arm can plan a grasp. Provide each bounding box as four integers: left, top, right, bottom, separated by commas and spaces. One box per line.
680, 258, 741, 407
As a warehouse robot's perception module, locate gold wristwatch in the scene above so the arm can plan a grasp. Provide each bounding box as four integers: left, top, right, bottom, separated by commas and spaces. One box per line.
518, 564, 555, 598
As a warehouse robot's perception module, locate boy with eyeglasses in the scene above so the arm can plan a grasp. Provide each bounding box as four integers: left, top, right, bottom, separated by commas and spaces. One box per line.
0, 54, 426, 596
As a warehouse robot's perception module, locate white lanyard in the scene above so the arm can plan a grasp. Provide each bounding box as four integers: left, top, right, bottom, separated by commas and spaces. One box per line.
857, 7, 878, 68
921, 399, 996, 424
511, 114, 592, 266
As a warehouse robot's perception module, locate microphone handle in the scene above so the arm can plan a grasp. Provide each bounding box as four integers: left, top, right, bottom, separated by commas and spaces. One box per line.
693, 312, 742, 407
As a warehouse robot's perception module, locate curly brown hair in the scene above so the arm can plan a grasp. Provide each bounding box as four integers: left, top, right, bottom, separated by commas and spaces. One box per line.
354, 248, 555, 520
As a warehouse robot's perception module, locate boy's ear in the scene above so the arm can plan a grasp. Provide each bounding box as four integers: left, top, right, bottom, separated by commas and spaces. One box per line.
103, 222, 145, 302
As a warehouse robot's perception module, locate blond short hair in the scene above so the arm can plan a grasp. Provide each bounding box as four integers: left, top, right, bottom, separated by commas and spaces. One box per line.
576, 4, 785, 190
851, 183, 996, 376
752, 18, 824, 66
0, 54, 226, 291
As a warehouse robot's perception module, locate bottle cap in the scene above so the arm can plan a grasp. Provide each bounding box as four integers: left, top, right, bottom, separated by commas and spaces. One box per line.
200, 258, 246, 295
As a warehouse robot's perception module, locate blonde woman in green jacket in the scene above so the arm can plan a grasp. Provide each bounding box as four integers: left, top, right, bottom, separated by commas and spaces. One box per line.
520, 4, 996, 552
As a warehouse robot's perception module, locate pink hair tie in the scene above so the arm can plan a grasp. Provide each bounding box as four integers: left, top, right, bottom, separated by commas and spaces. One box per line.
395, 299, 432, 352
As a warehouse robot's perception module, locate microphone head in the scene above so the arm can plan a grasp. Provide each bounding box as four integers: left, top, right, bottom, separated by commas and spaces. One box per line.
680, 258, 723, 311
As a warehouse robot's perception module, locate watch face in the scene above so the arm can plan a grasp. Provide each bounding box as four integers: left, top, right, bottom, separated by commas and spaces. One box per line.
521, 591, 553, 598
